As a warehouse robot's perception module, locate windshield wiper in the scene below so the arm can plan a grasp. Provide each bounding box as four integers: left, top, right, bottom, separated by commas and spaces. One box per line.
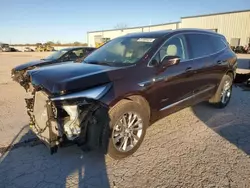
84, 61, 111, 66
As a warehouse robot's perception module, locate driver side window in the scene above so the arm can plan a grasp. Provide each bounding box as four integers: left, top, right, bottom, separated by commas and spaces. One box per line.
150, 35, 187, 66
160, 35, 187, 61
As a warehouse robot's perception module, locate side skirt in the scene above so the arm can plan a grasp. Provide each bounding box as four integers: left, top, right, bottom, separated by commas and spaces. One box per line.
151, 86, 215, 123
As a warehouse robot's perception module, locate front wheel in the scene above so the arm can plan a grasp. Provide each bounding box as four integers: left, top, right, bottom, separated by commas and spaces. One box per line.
209, 75, 233, 108
107, 100, 149, 160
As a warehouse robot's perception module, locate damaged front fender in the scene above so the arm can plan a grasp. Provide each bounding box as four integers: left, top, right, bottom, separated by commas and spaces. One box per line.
11, 68, 36, 92
50, 83, 112, 102
26, 87, 111, 154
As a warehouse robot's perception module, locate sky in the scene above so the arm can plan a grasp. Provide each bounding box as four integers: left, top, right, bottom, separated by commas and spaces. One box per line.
1, 0, 250, 44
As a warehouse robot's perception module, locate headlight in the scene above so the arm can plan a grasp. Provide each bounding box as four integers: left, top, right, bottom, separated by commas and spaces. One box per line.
50, 83, 111, 102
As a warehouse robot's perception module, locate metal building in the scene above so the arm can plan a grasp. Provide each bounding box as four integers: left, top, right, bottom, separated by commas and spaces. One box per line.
87, 9, 250, 47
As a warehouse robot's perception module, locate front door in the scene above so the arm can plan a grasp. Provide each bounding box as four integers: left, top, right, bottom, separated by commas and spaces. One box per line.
148, 34, 197, 117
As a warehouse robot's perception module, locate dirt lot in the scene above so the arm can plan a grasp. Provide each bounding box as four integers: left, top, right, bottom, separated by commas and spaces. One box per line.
1, 52, 250, 188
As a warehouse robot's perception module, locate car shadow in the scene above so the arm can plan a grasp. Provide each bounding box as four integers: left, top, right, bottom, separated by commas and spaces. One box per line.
192, 84, 250, 155
0, 125, 111, 187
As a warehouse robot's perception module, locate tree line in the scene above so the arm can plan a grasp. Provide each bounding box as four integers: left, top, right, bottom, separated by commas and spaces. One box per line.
12, 41, 88, 46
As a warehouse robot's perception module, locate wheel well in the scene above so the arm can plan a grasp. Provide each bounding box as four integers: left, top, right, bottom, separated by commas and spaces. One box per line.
226, 71, 234, 80
124, 95, 151, 119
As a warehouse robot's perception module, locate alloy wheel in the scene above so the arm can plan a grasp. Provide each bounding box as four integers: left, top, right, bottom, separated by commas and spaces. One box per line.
221, 80, 232, 104
112, 112, 143, 152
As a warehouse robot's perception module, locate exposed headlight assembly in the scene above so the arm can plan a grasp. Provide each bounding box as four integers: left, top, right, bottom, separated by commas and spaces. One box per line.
50, 83, 112, 102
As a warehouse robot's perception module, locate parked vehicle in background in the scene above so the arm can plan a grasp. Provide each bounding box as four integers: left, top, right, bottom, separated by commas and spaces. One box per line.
231, 44, 250, 54
11, 46, 96, 90
95, 37, 110, 48
35, 43, 55, 52
7, 47, 20, 52
24, 47, 34, 52
16, 29, 237, 160
246, 43, 250, 54
0, 43, 11, 52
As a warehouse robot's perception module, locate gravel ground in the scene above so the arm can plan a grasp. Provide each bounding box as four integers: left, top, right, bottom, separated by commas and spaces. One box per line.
0, 53, 250, 188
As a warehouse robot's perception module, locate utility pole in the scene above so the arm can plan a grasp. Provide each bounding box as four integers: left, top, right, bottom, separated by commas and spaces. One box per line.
149, 19, 152, 32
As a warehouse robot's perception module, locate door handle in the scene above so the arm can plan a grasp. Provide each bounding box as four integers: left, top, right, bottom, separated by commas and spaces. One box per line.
217, 60, 223, 64
185, 67, 193, 72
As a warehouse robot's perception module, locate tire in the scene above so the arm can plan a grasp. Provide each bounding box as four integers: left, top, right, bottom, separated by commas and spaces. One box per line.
106, 100, 149, 160
209, 75, 233, 108
247, 79, 250, 86
82, 106, 110, 152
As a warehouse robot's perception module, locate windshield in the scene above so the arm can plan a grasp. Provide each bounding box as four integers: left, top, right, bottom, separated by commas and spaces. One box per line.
44, 49, 68, 60
84, 37, 158, 65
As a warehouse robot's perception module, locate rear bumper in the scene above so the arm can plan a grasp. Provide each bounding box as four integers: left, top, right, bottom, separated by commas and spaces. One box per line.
236, 68, 250, 75
232, 61, 238, 79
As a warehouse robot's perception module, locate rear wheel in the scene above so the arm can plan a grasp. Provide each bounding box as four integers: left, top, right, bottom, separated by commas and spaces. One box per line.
107, 100, 149, 160
209, 75, 233, 108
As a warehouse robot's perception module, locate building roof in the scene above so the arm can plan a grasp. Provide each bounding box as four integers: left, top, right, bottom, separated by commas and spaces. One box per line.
87, 22, 180, 34
87, 9, 250, 34
175, 28, 224, 36
181, 9, 250, 19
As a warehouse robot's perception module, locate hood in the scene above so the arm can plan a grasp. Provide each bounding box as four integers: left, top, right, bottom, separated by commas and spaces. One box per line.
14, 59, 55, 71
28, 62, 127, 94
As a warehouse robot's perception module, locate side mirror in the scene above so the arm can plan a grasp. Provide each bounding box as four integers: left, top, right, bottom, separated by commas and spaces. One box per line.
151, 59, 159, 67
161, 56, 180, 68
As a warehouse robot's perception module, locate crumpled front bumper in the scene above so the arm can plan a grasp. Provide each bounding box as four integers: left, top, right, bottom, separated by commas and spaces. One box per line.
11, 69, 26, 85
11, 69, 34, 92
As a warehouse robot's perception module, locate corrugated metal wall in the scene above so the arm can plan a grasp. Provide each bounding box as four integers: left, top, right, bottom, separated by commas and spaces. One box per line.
87, 23, 177, 47
181, 11, 250, 46
88, 11, 250, 47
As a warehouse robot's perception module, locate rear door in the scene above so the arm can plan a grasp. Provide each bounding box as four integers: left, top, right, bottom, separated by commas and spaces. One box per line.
185, 33, 220, 98
209, 35, 231, 82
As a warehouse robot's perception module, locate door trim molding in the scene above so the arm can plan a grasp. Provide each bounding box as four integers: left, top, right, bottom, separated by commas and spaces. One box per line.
159, 86, 215, 111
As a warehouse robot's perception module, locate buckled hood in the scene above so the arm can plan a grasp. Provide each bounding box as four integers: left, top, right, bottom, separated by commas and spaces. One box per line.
14, 59, 55, 71
28, 62, 126, 94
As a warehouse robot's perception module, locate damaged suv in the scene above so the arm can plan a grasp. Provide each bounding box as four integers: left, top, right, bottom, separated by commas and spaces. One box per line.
17, 29, 237, 159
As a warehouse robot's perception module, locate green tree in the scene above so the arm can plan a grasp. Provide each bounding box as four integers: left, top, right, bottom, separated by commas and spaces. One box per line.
46, 41, 54, 45
73, 41, 81, 46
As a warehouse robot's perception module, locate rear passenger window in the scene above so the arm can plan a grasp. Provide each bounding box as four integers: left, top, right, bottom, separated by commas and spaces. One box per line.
186, 34, 214, 59
210, 36, 227, 52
